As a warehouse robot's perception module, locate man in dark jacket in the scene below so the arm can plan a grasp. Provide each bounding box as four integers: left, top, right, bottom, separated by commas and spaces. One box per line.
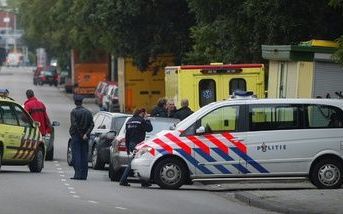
24, 89, 51, 136
120, 108, 153, 187
151, 98, 168, 117
69, 95, 94, 180
174, 99, 193, 121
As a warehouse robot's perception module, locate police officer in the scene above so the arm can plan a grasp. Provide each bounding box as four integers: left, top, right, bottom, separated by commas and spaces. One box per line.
69, 95, 94, 180
151, 98, 168, 117
120, 108, 153, 187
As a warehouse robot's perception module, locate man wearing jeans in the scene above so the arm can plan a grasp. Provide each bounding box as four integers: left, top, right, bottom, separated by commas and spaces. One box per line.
120, 108, 153, 187
69, 95, 94, 180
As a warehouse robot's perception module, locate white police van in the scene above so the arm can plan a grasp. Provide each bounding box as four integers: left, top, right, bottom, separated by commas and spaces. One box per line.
132, 92, 343, 189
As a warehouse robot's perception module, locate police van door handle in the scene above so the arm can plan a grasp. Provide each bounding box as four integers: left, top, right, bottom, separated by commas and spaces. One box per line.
236, 138, 245, 141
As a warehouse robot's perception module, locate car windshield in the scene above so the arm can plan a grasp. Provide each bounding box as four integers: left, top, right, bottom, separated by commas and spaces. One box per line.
148, 119, 179, 136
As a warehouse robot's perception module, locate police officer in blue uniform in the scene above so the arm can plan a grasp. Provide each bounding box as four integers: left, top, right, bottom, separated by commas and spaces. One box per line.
69, 95, 94, 180
120, 108, 153, 187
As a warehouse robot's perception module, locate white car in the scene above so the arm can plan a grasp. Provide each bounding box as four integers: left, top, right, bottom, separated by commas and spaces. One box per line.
132, 92, 343, 189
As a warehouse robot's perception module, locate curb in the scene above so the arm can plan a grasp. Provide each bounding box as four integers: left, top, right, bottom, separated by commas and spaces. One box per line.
234, 192, 319, 214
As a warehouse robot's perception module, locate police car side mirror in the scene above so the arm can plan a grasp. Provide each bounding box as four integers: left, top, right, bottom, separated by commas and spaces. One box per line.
196, 126, 205, 134
169, 124, 176, 130
52, 121, 60, 126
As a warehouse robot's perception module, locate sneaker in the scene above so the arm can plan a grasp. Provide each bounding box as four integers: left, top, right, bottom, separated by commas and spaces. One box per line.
141, 182, 152, 188
120, 182, 130, 187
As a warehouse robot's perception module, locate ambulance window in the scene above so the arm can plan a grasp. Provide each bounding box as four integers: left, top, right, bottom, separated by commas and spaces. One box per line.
229, 78, 246, 95
306, 105, 343, 128
0, 104, 18, 126
14, 105, 31, 127
199, 79, 216, 107
249, 105, 299, 131
200, 106, 239, 133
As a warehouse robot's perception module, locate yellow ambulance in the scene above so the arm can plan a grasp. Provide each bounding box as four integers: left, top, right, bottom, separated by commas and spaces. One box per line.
0, 91, 45, 172
165, 63, 265, 111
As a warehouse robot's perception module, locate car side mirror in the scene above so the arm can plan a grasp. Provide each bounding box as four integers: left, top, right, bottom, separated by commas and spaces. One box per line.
196, 126, 205, 134
33, 121, 40, 128
105, 131, 117, 140
169, 123, 176, 130
52, 121, 60, 126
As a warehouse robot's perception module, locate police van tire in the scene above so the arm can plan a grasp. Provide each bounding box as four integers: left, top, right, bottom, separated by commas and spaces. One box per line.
67, 141, 72, 166
45, 146, 54, 161
92, 147, 105, 170
310, 158, 343, 189
29, 147, 44, 173
154, 158, 187, 189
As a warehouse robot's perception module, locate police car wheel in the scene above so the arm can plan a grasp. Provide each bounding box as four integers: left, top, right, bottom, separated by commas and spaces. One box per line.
67, 141, 73, 166
29, 147, 44, 173
154, 158, 187, 189
311, 159, 343, 189
92, 146, 105, 170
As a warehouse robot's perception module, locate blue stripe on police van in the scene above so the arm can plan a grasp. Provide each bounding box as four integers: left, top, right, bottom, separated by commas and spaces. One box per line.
194, 148, 231, 174
156, 149, 170, 156
230, 147, 269, 173
174, 149, 213, 174
212, 148, 250, 174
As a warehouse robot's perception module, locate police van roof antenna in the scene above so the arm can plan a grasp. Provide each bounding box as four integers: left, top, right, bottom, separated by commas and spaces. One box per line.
231, 90, 256, 99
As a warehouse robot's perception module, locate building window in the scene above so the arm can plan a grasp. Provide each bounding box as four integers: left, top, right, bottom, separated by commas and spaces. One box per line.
199, 79, 216, 107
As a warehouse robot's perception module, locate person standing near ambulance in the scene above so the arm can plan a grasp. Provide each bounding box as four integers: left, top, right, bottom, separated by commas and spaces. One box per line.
24, 89, 52, 136
69, 95, 94, 180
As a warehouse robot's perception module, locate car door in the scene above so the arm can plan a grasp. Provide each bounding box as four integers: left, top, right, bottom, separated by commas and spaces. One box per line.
180, 104, 247, 177
13, 104, 41, 161
245, 104, 302, 175
0, 102, 28, 161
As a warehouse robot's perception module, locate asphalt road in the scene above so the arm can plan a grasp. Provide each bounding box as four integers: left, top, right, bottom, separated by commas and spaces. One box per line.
0, 66, 276, 214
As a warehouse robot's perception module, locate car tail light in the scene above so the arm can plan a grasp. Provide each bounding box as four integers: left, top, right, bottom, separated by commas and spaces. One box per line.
117, 139, 127, 152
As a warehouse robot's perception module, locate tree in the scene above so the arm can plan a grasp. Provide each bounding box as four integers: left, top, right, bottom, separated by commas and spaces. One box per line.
186, 0, 343, 64
329, 0, 343, 64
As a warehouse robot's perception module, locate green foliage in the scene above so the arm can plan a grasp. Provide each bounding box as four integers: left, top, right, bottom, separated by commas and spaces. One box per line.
186, 0, 343, 64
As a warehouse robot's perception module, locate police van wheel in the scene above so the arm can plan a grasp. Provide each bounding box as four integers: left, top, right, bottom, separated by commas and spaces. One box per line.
154, 158, 187, 189
29, 147, 44, 173
311, 158, 343, 189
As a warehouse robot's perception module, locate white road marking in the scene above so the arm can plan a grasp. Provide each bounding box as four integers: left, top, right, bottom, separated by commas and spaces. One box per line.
69, 191, 76, 194
72, 195, 80, 198
88, 200, 98, 204
60, 174, 65, 177
115, 207, 127, 210
57, 168, 62, 170
68, 187, 74, 190
64, 183, 70, 186
55, 164, 60, 167
53, 161, 59, 163
58, 171, 64, 174
61, 179, 66, 182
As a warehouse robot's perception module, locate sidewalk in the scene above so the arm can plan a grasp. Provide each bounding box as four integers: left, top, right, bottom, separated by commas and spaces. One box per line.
201, 180, 343, 214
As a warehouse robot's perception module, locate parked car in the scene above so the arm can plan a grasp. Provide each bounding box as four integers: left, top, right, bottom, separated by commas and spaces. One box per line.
102, 82, 119, 112
108, 117, 180, 181
95, 81, 108, 106
37, 69, 58, 86
67, 112, 131, 169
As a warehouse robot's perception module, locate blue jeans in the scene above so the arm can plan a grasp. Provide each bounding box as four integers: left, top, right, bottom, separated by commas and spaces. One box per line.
71, 135, 89, 179
119, 155, 133, 184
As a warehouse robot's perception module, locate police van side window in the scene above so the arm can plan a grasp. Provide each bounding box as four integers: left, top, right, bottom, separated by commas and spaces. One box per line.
0, 103, 18, 126
249, 105, 300, 131
200, 106, 239, 133
94, 114, 105, 129
306, 105, 343, 128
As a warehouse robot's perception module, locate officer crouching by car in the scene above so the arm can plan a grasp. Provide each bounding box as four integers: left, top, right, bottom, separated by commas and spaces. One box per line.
120, 108, 153, 187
